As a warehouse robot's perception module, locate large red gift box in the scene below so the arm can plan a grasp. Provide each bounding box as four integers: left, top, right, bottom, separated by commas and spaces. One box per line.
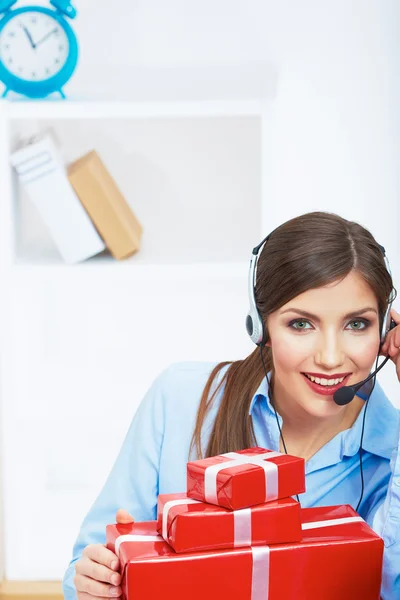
187, 446, 305, 510
106, 504, 383, 600
157, 492, 302, 553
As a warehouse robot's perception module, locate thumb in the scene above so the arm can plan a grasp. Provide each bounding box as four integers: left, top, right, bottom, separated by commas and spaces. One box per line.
116, 508, 135, 524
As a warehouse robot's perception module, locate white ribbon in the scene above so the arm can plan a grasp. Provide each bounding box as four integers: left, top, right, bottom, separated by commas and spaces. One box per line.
301, 515, 364, 530
115, 533, 163, 557
162, 497, 253, 547
234, 508, 252, 547
204, 451, 282, 505
162, 498, 201, 541
251, 546, 271, 600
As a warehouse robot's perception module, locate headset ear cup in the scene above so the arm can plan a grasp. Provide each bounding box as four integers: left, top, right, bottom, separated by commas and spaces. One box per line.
246, 309, 265, 345
245, 314, 254, 338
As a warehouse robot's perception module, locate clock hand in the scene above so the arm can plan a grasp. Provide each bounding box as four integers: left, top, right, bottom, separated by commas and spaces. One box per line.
34, 28, 58, 48
21, 26, 36, 49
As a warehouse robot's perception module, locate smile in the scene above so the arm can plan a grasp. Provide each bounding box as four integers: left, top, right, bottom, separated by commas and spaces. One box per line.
301, 372, 352, 396
303, 373, 346, 386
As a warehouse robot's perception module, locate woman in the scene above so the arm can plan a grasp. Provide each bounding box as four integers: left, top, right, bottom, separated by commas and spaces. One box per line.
63, 212, 400, 600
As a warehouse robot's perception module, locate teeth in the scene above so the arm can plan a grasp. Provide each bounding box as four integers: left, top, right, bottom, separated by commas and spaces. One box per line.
304, 374, 346, 386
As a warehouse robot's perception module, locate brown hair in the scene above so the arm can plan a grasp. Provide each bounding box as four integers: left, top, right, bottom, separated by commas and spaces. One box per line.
190, 211, 395, 459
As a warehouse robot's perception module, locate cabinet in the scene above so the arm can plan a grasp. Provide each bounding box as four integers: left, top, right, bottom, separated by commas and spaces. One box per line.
0, 64, 274, 579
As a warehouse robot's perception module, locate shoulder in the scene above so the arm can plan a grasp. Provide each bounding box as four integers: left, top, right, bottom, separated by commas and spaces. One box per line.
154, 361, 232, 451
134, 361, 231, 427
158, 360, 230, 408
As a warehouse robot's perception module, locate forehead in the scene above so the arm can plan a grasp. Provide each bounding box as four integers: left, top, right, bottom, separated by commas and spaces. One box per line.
279, 271, 378, 314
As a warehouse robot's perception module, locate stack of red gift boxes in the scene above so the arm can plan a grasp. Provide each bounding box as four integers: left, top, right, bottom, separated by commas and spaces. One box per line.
106, 447, 384, 599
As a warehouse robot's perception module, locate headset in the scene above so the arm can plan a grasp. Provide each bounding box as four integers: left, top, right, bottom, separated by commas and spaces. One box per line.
245, 229, 396, 511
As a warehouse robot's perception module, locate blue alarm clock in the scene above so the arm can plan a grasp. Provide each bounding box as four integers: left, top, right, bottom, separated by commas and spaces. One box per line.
0, 0, 78, 99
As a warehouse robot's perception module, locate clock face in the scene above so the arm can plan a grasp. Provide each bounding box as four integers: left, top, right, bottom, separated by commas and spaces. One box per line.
0, 11, 70, 82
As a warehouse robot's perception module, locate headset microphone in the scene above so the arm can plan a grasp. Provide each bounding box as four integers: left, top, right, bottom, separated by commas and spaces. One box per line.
333, 319, 396, 406
333, 355, 391, 405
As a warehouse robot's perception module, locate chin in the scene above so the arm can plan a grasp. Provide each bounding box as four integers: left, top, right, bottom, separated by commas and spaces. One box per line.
300, 398, 343, 418
294, 373, 347, 416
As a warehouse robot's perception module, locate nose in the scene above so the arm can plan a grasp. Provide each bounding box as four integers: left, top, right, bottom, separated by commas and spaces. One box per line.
315, 330, 345, 370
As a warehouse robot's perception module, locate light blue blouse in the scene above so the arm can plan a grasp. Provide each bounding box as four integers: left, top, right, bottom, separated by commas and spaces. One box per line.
63, 362, 400, 599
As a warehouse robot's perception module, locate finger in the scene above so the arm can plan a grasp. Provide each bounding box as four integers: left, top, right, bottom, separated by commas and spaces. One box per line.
388, 334, 400, 358
77, 594, 120, 600
390, 308, 400, 325
75, 574, 121, 597
380, 342, 388, 356
116, 508, 135, 524
394, 323, 400, 348
77, 593, 122, 600
84, 545, 120, 571
76, 556, 121, 587
381, 325, 398, 354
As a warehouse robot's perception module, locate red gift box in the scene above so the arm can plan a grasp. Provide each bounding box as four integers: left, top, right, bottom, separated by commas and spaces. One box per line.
106, 505, 383, 600
187, 446, 305, 510
157, 492, 302, 553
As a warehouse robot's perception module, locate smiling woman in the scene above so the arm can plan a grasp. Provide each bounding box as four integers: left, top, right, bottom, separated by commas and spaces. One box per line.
191, 213, 394, 459
63, 211, 400, 600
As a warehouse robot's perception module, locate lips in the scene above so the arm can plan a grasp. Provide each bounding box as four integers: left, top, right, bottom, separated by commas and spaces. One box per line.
301, 373, 352, 397
303, 372, 352, 379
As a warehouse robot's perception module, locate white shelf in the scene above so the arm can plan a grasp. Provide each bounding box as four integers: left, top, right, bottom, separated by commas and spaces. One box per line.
0, 61, 276, 108
8, 115, 262, 268
11, 260, 249, 285
1, 99, 264, 120
0, 61, 276, 119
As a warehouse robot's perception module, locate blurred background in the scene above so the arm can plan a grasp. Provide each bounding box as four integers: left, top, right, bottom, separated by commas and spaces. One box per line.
0, 0, 399, 595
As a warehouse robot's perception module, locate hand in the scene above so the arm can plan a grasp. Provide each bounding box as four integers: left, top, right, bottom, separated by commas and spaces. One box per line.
74, 509, 135, 599
380, 308, 400, 381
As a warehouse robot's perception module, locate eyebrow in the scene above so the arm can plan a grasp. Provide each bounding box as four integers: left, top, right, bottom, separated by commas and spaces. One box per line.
279, 307, 378, 322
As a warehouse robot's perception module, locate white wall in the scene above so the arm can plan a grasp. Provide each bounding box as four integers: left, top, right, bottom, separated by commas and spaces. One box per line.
257, 1, 400, 401
98, 0, 400, 398
1, 0, 399, 581
83, 0, 400, 400
71, 0, 400, 284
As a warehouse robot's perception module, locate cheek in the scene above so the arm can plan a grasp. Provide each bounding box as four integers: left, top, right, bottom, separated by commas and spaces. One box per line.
347, 334, 380, 367
270, 336, 311, 370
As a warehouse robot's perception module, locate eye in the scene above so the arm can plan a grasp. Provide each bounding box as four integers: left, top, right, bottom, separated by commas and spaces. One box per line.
289, 319, 312, 331
346, 319, 370, 331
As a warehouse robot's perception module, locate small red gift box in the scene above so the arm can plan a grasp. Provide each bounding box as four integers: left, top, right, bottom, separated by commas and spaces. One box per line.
187, 446, 305, 510
106, 505, 383, 600
157, 492, 302, 553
